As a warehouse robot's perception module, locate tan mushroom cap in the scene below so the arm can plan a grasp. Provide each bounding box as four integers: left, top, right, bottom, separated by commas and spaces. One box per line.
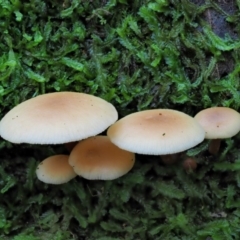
68, 136, 135, 180
36, 155, 77, 184
0, 92, 118, 144
107, 109, 205, 155
194, 107, 240, 139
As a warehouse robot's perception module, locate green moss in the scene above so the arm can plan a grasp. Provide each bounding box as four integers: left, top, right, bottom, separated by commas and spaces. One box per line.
0, 0, 240, 239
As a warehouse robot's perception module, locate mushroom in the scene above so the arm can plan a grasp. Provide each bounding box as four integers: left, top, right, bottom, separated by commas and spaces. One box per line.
36, 155, 77, 184
194, 107, 240, 155
160, 153, 180, 165
107, 109, 205, 155
68, 136, 135, 180
0, 92, 118, 144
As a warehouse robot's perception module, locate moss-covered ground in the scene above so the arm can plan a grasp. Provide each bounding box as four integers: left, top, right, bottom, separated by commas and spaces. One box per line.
0, 0, 240, 239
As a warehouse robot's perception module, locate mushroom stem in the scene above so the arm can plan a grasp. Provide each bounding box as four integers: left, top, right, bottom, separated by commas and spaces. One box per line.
208, 139, 221, 155
160, 153, 179, 165
64, 141, 78, 152
182, 157, 197, 172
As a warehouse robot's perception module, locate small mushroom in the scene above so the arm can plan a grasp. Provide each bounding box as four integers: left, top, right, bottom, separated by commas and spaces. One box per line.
36, 155, 77, 184
194, 107, 240, 155
68, 136, 135, 180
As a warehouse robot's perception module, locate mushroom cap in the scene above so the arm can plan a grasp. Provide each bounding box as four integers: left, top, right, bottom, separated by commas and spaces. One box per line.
36, 155, 77, 184
194, 107, 240, 139
107, 109, 205, 155
68, 136, 135, 180
0, 92, 118, 144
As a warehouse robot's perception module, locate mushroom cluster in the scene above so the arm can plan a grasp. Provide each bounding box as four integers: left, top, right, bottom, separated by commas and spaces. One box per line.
0, 92, 134, 184
0, 92, 239, 184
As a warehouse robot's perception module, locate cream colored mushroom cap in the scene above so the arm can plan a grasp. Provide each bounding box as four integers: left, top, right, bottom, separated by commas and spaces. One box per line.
36, 155, 77, 184
107, 109, 205, 155
68, 136, 135, 180
0, 92, 118, 144
194, 107, 240, 139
